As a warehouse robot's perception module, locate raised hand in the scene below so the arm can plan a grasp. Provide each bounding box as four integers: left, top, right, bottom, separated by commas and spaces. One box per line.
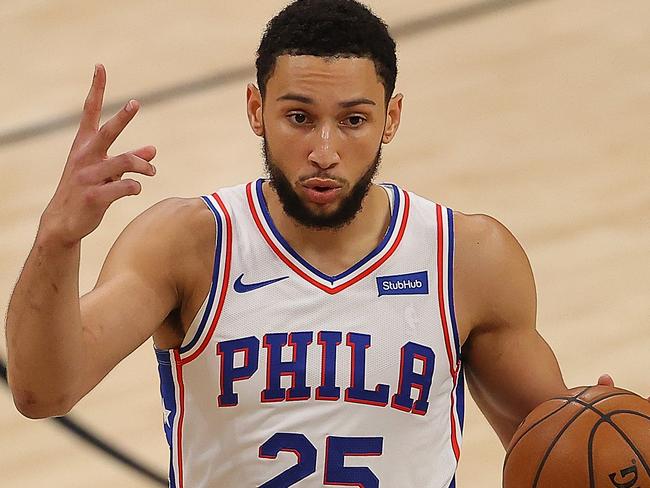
40, 64, 156, 246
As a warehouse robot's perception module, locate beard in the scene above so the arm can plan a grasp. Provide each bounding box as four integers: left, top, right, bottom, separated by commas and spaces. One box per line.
263, 138, 382, 230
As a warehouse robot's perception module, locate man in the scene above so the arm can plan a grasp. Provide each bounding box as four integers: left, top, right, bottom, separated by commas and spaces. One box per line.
4, 1, 625, 487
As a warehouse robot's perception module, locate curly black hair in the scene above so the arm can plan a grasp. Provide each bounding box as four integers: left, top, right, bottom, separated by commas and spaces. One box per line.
256, 0, 397, 105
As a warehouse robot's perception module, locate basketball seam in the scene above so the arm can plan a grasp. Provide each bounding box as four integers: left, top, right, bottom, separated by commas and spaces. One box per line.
530, 390, 641, 488
609, 409, 650, 422
532, 405, 590, 487
586, 408, 650, 487
503, 386, 591, 478
503, 401, 573, 469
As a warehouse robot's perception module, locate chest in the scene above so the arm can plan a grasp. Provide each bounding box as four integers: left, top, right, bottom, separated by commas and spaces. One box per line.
175, 186, 462, 416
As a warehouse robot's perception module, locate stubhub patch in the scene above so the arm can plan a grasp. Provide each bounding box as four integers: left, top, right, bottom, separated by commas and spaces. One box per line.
376, 271, 429, 296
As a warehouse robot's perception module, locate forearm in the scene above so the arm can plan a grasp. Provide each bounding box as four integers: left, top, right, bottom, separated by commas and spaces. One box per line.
6, 228, 86, 418
464, 327, 568, 448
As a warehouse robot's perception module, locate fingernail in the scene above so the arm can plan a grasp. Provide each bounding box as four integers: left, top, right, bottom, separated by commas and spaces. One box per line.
150, 164, 156, 175
125, 100, 134, 112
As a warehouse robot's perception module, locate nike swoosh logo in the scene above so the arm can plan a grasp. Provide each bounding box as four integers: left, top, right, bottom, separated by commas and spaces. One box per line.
233, 273, 289, 293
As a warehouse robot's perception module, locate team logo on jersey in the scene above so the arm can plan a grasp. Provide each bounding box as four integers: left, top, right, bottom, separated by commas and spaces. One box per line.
216, 330, 436, 416
233, 274, 289, 293
376, 271, 429, 296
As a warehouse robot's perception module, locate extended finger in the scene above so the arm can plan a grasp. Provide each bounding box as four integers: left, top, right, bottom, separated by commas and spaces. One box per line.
75, 64, 107, 144
89, 99, 140, 155
93, 152, 156, 182
130, 145, 157, 162
92, 179, 143, 207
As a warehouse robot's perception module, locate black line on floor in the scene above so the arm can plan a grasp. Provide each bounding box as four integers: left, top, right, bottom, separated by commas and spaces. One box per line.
0, 0, 546, 147
0, 357, 167, 485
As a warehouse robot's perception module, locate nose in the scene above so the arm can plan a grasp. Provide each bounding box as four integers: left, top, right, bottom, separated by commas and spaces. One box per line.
307, 122, 341, 169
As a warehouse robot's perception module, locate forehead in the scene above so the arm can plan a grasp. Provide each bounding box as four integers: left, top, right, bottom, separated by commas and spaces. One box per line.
265, 55, 384, 102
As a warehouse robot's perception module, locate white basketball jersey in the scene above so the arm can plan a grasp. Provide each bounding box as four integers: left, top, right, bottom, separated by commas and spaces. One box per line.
156, 179, 464, 488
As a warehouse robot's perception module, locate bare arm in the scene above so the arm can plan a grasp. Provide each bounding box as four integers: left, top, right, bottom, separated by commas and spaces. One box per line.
5, 65, 168, 418
454, 213, 568, 448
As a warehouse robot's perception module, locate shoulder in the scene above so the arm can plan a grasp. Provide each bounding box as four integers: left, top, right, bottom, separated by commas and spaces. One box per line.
453, 211, 530, 271
134, 196, 212, 230
452, 211, 536, 335
123, 197, 214, 246
107, 197, 215, 274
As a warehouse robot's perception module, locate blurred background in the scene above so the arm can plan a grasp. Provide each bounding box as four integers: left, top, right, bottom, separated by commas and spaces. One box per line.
1, 0, 648, 486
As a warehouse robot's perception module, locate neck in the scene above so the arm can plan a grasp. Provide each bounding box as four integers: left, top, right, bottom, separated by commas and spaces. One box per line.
262, 182, 390, 275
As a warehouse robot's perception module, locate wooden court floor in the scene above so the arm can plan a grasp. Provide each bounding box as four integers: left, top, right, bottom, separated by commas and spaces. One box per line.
1, 1, 648, 486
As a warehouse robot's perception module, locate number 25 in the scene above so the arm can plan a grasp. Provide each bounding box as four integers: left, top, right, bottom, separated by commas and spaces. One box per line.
258, 433, 384, 487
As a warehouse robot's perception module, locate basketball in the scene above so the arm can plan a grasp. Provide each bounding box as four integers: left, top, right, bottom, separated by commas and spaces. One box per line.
503, 386, 650, 487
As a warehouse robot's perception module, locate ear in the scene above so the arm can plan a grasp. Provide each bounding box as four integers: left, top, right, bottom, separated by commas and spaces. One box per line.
246, 84, 264, 137
382, 93, 403, 144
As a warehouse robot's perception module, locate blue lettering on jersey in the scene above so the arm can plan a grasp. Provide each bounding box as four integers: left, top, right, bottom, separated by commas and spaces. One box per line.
316, 331, 342, 401
344, 333, 390, 407
215, 331, 436, 415
376, 271, 429, 296
216, 336, 260, 407
261, 332, 313, 402
391, 342, 436, 415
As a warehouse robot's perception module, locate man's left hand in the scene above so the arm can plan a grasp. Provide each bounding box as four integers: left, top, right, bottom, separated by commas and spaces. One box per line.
597, 374, 649, 401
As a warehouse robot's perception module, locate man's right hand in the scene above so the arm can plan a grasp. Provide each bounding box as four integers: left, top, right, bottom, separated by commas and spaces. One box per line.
39, 64, 157, 246
5, 65, 192, 419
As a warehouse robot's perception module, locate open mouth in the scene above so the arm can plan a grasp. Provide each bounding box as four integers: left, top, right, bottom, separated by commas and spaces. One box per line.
312, 186, 333, 192
301, 181, 342, 204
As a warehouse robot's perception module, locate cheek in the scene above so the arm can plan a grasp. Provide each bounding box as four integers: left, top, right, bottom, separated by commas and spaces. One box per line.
265, 128, 305, 171
346, 130, 383, 161
265, 116, 307, 153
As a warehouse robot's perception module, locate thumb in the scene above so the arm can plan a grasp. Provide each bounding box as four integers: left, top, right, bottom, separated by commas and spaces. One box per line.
597, 374, 614, 387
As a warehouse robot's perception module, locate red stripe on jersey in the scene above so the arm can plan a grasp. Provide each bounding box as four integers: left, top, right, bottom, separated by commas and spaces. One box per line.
173, 350, 185, 488
181, 193, 233, 364
246, 182, 410, 294
436, 204, 461, 461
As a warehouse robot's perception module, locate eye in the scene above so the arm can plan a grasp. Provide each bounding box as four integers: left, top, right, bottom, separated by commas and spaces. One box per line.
342, 115, 367, 127
288, 113, 309, 125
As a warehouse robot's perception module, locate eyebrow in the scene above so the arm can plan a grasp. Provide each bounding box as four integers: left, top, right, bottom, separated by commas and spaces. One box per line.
276, 93, 376, 108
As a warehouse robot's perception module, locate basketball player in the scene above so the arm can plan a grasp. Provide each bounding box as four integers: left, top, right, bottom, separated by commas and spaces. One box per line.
5, 1, 642, 487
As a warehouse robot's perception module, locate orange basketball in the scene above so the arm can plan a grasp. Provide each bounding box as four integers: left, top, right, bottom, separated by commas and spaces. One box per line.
503, 385, 650, 487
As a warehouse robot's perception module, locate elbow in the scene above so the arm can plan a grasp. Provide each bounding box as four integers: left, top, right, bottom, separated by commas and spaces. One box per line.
13, 394, 74, 419
9, 384, 75, 419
